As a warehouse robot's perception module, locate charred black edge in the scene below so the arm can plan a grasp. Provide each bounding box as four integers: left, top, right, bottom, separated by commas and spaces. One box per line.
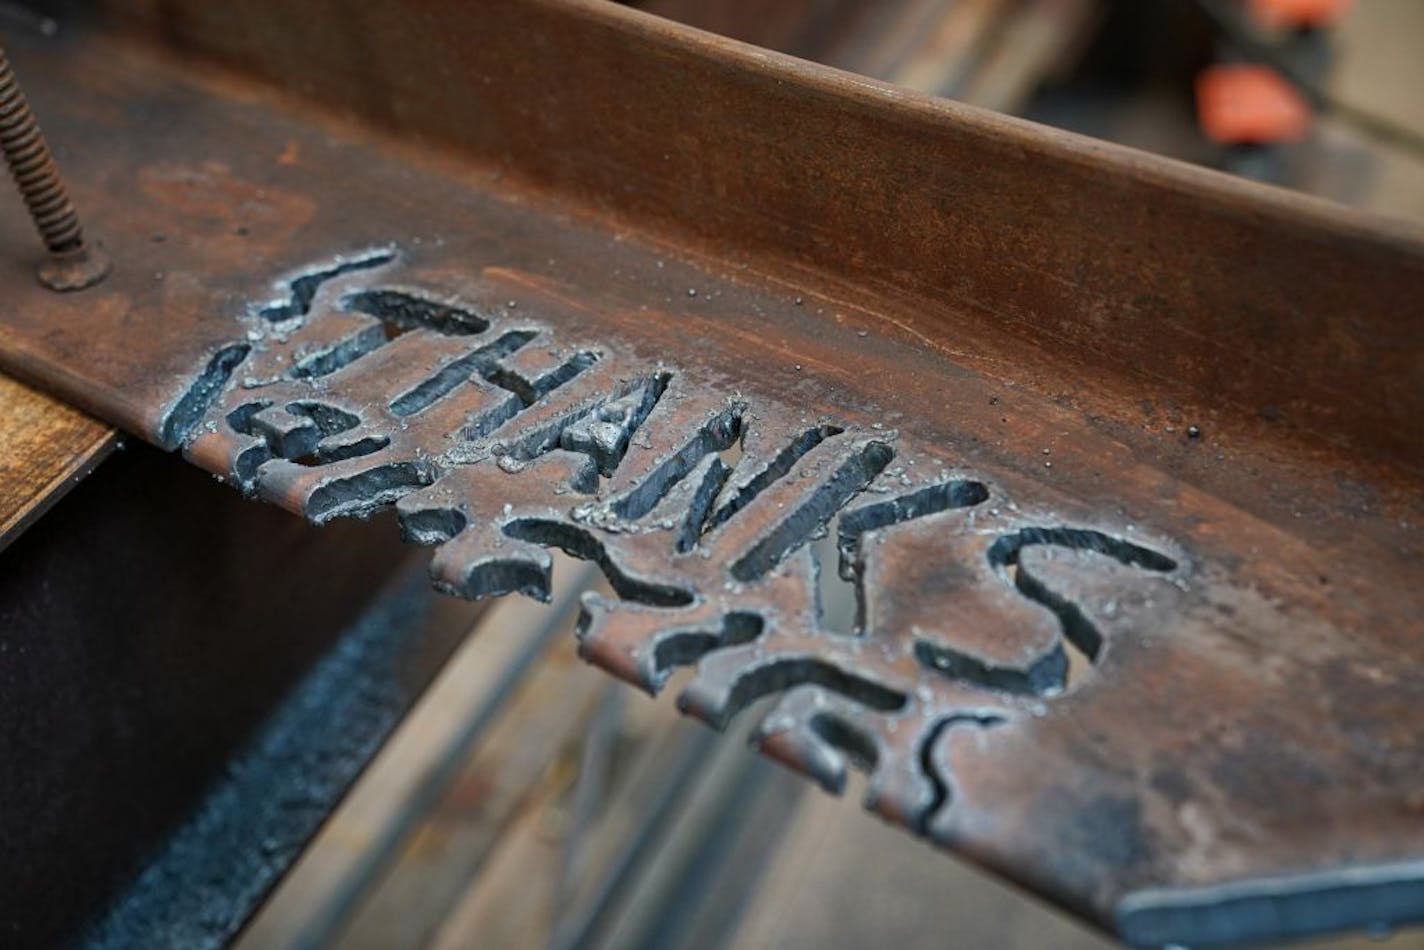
835, 478, 991, 633
681, 657, 909, 731
305, 461, 435, 524
986, 527, 1178, 574
708, 423, 843, 532
913, 639, 1067, 697
503, 517, 694, 607
807, 712, 880, 780
648, 612, 764, 687
290, 324, 386, 380
258, 250, 395, 323
729, 439, 895, 582
343, 288, 492, 336
561, 371, 672, 477
495, 372, 637, 462
837, 479, 991, 562
389, 329, 538, 417
674, 457, 731, 554
609, 404, 744, 522
980, 526, 1177, 674
488, 349, 600, 405
158, 343, 250, 450
916, 713, 1005, 835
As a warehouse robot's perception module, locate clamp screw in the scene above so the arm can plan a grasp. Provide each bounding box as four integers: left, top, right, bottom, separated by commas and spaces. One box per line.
0, 47, 109, 291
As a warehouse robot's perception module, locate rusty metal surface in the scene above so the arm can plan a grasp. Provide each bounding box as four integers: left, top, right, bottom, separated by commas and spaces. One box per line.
0, 2, 1421, 946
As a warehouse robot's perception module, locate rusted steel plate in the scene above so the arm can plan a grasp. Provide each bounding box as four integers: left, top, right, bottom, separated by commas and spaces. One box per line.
99, 0, 1424, 473
0, 4, 1421, 946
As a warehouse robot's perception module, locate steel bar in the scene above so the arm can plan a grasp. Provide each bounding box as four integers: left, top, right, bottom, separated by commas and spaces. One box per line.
0, 444, 483, 948
0, 3, 1420, 946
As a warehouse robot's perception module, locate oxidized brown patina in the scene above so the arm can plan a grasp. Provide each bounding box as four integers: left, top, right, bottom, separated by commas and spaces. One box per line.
0, 3, 1420, 946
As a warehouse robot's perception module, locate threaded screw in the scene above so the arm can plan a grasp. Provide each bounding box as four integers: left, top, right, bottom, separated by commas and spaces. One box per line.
0, 47, 109, 291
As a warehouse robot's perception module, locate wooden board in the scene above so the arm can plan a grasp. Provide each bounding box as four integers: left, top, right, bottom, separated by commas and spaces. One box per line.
0, 371, 115, 550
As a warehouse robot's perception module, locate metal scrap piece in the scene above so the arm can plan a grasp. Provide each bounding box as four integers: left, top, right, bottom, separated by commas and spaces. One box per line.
185, 248, 1189, 848
0, 6, 1420, 945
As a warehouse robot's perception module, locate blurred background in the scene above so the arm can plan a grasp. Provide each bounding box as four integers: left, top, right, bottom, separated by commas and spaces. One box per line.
636, 0, 1424, 224
239, 3, 1424, 948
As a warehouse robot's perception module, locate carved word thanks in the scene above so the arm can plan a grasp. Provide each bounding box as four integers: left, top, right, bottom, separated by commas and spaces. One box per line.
178, 250, 1183, 837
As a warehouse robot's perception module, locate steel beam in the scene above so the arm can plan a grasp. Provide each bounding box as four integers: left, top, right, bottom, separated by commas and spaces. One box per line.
0, 2, 1420, 945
